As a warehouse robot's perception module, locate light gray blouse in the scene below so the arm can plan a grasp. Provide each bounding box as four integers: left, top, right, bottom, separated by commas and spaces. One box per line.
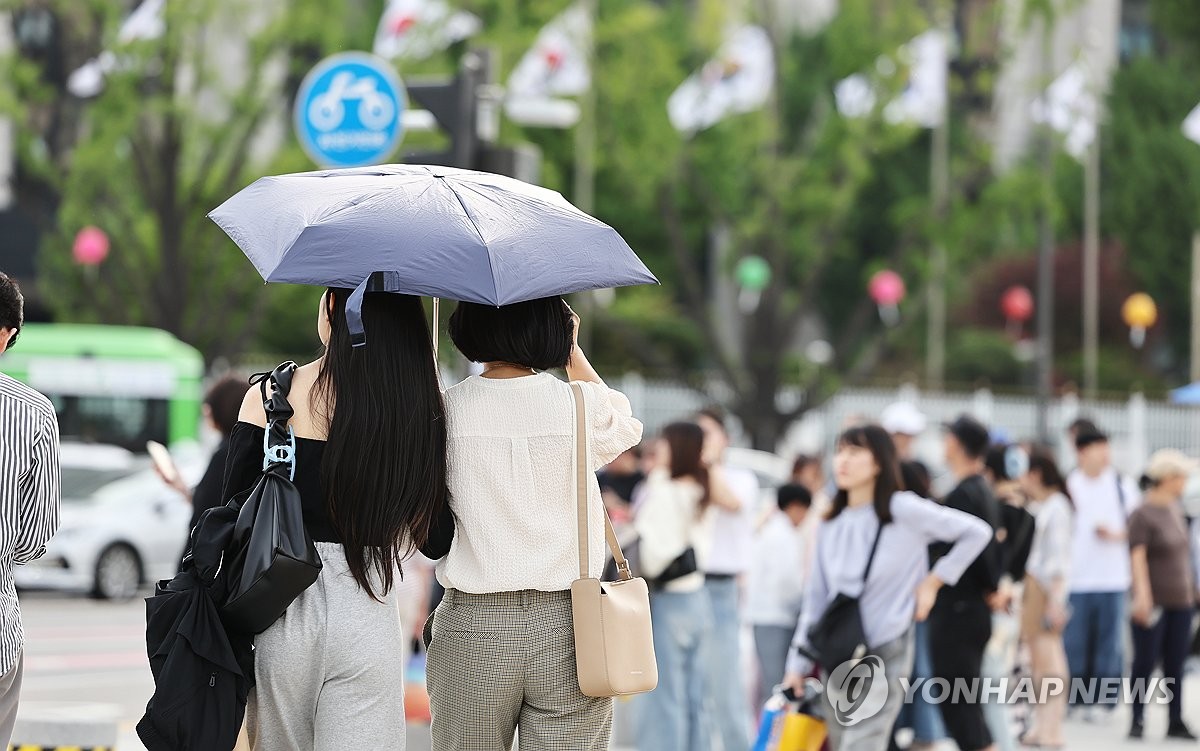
787, 491, 992, 674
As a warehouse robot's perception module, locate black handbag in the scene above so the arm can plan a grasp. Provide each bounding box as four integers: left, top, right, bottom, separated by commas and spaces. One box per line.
651, 547, 698, 590
220, 362, 322, 634
800, 521, 886, 670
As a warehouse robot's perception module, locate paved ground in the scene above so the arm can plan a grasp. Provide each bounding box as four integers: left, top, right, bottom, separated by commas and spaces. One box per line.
15, 591, 1197, 749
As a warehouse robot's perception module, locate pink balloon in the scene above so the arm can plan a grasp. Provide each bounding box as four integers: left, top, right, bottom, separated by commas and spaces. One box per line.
868, 270, 905, 306
73, 226, 109, 266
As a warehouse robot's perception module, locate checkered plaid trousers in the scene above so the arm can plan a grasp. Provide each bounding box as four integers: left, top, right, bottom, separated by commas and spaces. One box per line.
424, 589, 614, 750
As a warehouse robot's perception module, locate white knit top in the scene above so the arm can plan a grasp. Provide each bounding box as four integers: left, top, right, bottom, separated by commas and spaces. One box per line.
436, 373, 644, 594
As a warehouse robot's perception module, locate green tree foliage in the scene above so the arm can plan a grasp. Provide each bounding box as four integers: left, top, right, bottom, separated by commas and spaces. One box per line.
4, 0, 358, 360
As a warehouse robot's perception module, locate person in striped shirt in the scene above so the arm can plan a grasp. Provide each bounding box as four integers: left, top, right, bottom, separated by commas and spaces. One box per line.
0, 272, 60, 747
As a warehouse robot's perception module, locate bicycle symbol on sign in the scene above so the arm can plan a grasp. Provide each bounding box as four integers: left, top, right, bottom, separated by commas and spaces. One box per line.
308, 72, 397, 132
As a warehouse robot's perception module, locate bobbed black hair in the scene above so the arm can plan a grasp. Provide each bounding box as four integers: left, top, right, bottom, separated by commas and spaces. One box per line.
448, 297, 574, 370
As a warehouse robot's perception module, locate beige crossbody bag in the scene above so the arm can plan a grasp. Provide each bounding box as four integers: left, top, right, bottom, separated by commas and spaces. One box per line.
569, 382, 658, 697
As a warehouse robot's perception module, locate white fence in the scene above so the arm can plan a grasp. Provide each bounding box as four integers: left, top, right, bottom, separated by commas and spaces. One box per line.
232, 363, 1197, 475
618, 375, 1200, 476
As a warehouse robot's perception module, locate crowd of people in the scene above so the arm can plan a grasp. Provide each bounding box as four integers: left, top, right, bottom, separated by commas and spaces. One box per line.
598, 402, 1200, 750
3, 263, 1198, 751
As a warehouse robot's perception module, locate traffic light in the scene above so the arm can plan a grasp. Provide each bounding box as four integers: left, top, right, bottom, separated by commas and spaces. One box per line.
404, 48, 542, 181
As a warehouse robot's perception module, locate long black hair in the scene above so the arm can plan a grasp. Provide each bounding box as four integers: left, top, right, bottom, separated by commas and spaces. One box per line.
313, 289, 448, 600
827, 424, 901, 524
1027, 446, 1073, 508
660, 421, 710, 512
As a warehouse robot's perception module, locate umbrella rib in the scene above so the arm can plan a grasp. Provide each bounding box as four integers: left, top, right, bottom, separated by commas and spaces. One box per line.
443, 181, 500, 303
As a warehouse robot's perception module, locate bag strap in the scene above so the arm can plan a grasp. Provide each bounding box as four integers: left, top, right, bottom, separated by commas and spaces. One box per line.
1115, 474, 1129, 518
862, 518, 885, 583
571, 382, 632, 582
249, 361, 299, 480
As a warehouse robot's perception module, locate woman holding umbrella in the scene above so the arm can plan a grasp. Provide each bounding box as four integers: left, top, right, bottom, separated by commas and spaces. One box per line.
209, 163, 659, 750
223, 289, 450, 751
425, 299, 642, 751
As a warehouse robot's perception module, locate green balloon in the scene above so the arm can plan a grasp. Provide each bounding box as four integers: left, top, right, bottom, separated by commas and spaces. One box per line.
735, 255, 772, 291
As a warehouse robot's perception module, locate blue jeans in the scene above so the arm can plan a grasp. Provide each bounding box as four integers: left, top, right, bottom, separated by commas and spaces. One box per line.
636, 589, 713, 751
893, 620, 946, 745
703, 576, 751, 751
1064, 591, 1127, 707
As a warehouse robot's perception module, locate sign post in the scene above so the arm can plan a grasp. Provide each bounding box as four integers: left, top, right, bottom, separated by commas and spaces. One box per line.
294, 52, 407, 168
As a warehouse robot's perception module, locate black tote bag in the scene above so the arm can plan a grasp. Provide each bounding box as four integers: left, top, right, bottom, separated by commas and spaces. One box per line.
220, 362, 322, 635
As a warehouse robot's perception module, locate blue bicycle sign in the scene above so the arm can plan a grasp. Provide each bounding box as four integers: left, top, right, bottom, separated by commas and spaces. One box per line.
294, 53, 406, 168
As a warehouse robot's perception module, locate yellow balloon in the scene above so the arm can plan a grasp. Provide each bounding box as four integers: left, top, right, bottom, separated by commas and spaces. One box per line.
1122, 292, 1158, 329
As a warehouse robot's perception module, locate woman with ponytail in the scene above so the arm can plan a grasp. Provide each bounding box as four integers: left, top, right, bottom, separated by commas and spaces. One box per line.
223, 289, 450, 751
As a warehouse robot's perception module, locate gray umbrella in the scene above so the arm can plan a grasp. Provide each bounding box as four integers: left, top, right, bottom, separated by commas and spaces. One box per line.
209, 164, 658, 345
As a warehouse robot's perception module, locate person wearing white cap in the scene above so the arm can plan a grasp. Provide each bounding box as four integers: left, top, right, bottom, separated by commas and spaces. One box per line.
881, 402, 927, 461
1127, 449, 1199, 741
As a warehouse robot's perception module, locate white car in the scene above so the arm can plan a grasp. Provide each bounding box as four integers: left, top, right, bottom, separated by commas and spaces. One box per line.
16, 443, 202, 600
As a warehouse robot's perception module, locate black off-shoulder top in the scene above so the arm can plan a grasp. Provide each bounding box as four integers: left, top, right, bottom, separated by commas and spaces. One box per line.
222, 421, 341, 543
221, 421, 455, 558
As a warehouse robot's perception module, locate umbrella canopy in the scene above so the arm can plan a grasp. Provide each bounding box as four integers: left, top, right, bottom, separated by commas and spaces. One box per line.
209, 164, 658, 345
1171, 382, 1200, 406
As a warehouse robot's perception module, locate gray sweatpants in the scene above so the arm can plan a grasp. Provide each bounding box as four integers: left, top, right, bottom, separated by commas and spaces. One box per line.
248, 542, 407, 751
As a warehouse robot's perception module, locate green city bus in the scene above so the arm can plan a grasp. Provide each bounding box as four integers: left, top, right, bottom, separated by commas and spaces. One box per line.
0, 324, 205, 451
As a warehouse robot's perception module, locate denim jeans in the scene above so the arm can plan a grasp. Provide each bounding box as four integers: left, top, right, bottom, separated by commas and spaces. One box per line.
636, 589, 713, 751
892, 620, 946, 746
703, 576, 751, 751
1063, 591, 1127, 707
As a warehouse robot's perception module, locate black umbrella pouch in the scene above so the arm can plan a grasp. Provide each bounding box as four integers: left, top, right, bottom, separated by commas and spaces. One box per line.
221, 362, 322, 634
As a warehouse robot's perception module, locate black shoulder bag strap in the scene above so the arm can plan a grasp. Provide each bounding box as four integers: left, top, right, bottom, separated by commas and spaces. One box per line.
1115, 474, 1129, 518
248, 361, 299, 480
862, 520, 886, 585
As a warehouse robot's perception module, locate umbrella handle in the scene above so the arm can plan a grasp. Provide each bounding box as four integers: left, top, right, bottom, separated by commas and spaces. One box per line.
432, 298, 440, 372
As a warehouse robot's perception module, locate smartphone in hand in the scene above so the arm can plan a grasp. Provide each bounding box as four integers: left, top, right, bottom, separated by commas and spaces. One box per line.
147, 440, 180, 485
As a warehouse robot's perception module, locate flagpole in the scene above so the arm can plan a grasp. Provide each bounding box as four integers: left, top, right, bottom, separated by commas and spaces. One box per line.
926, 17, 950, 392
1082, 134, 1100, 399
1035, 20, 1056, 445
573, 0, 597, 350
